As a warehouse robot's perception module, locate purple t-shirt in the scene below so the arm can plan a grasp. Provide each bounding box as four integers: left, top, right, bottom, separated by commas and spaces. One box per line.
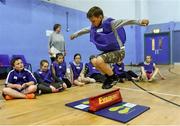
5, 69, 36, 85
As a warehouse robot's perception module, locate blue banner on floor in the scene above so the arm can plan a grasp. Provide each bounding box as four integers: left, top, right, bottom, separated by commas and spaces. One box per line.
66, 98, 150, 123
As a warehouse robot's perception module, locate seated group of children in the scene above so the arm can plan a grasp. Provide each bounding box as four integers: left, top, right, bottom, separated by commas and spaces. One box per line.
113, 55, 165, 83
2, 54, 165, 100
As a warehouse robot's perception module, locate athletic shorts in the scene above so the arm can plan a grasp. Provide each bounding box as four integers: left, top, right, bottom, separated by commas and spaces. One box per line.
98, 49, 125, 63
146, 72, 152, 80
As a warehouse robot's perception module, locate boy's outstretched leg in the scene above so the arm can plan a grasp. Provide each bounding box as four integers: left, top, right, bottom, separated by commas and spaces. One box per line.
92, 57, 116, 89
92, 50, 125, 89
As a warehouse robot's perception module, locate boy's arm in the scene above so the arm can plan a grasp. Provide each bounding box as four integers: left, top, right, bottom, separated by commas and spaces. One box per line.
23, 81, 35, 87
80, 66, 85, 78
6, 83, 22, 89
22, 72, 37, 88
153, 63, 157, 70
122, 63, 125, 71
33, 72, 44, 84
83, 64, 89, 77
111, 19, 149, 30
140, 66, 146, 73
70, 27, 90, 40
50, 64, 62, 82
5, 72, 22, 89
48, 34, 53, 55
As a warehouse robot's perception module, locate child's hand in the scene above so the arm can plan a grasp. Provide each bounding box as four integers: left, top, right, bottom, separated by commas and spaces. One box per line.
16, 84, 22, 90
22, 83, 27, 89
48, 50, 53, 55
78, 77, 82, 82
70, 34, 76, 40
50, 85, 58, 93
140, 19, 149, 26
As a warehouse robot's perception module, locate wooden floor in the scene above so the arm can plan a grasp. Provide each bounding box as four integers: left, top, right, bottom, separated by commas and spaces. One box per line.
0, 65, 180, 125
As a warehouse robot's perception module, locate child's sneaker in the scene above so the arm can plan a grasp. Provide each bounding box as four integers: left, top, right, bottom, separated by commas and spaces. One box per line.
119, 78, 124, 83
102, 75, 115, 89
25, 93, 36, 99
4, 95, 13, 100
89, 78, 96, 83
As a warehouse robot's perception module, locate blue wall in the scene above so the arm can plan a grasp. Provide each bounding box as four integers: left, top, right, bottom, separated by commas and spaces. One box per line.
0, 0, 98, 71
0, 0, 143, 71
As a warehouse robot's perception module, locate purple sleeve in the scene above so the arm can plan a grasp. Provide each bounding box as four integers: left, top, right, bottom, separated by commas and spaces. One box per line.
122, 63, 125, 71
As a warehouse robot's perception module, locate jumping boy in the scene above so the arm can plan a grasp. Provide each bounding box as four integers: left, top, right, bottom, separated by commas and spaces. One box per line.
70, 6, 149, 89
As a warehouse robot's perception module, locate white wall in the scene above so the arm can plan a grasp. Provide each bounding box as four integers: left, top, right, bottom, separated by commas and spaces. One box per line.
44, 0, 136, 19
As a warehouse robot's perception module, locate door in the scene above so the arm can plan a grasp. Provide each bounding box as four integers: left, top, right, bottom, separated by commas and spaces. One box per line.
144, 33, 170, 64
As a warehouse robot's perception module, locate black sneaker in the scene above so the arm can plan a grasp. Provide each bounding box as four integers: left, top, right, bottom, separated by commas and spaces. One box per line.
119, 78, 124, 83
102, 83, 113, 89
102, 75, 115, 89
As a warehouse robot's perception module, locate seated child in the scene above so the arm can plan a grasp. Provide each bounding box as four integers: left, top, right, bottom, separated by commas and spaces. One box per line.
113, 61, 139, 82
51, 53, 72, 88
83, 55, 106, 83
140, 55, 165, 82
69, 53, 95, 86
34, 60, 67, 94
2, 57, 37, 100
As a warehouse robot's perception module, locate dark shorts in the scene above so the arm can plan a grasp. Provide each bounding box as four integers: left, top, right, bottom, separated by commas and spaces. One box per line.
146, 72, 153, 80
90, 73, 106, 83
98, 49, 125, 63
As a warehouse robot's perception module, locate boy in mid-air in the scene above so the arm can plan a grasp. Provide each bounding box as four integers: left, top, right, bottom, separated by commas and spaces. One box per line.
70, 6, 149, 89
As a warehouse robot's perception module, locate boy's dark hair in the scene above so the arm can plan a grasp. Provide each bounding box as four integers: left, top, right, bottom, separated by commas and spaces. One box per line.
89, 55, 96, 61
40, 60, 49, 67
53, 24, 61, 31
146, 55, 152, 59
87, 6, 104, 19
74, 53, 81, 59
11, 57, 22, 67
56, 53, 64, 59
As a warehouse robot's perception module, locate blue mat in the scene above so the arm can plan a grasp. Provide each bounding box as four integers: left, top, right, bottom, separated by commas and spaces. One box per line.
66, 98, 150, 123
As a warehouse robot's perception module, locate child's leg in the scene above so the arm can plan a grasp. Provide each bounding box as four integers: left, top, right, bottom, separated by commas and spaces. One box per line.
2, 87, 26, 99
91, 56, 113, 76
62, 78, 72, 88
51, 82, 67, 91
90, 74, 106, 83
118, 73, 126, 82
73, 79, 85, 86
37, 84, 52, 94
92, 50, 125, 89
127, 70, 138, 78
85, 77, 96, 83
127, 70, 139, 80
62, 83, 67, 89
140, 72, 148, 81
149, 68, 165, 81
149, 68, 159, 81
157, 69, 165, 79
23, 85, 37, 94
79, 77, 96, 83
140, 67, 148, 81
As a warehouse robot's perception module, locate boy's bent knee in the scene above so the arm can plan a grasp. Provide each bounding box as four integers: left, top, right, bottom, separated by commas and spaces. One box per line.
96, 56, 105, 66
91, 58, 97, 66
2, 87, 12, 94
28, 85, 37, 92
